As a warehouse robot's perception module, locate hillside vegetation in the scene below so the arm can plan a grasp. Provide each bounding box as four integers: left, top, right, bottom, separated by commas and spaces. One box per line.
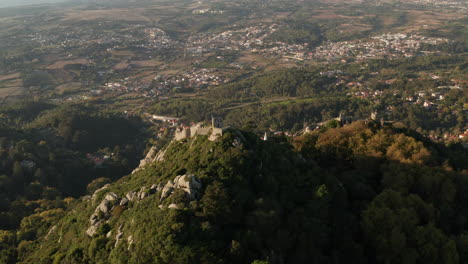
9, 122, 468, 264
0, 102, 150, 264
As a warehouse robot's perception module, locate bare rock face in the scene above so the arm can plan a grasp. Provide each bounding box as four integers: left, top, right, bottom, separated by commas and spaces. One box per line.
91, 184, 110, 202
90, 213, 99, 226
126, 191, 136, 201
97, 199, 112, 214
160, 174, 202, 201
86, 225, 99, 237
97, 192, 118, 213
115, 224, 124, 247
127, 235, 134, 250
132, 143, 171, 174
160, 180, 175, 201
150, 184, 161, 195
105, 192, 118, 201
45, 225, 57, 240
156, 183, 164, 193
154, 142, 172, 162
120, 198, 129, 206
132, 147, 158, 174
138, 187, 147, 200
168, 203, 179, 209
87, 192, 120, 237
176, 174, 202, 199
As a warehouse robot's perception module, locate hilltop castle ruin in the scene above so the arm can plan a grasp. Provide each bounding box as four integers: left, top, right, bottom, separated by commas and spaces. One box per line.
175, 116, 227, 141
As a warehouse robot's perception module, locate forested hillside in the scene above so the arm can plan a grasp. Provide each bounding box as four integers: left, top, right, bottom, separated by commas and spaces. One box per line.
9, 122, 467, 264
0, 0, 466, 262
0, 102, 150, 264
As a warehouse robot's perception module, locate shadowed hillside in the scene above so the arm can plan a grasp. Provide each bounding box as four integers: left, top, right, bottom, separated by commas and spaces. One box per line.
9, 122, 468, 264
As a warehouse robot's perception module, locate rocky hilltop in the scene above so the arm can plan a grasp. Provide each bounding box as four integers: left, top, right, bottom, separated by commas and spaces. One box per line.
85, 174, 202, 237
19, 123, 468, 264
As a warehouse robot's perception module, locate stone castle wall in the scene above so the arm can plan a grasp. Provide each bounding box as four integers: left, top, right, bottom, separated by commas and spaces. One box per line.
212, 127, 223, 136
175, 128, 190, 140
176, 118, 225, 141
191, 125, 210, 136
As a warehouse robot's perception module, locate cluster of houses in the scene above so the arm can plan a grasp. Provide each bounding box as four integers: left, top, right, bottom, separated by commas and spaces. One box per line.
19, 14, 467, 143
260, 43, 310, 60
86, 67, 228, 99
192, 8, 224, 14
185, 23, 312, 60
418, 0, 467, 9
152, 68, 228, 91
312, 33, 450, 62
29, 22, 180, 53
86, 153, 112, 168
428, 129, 468, 144
25, 18, 457, 105
27, 20, 453, 68
89, 81, 152, 97
186, 23, 279, 53
313, 68, 466, 140
138, 27, 179, 50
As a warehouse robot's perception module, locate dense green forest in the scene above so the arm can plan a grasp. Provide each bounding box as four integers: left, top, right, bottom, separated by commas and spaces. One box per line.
3, 121, 466, 264
0, 102, 151, 263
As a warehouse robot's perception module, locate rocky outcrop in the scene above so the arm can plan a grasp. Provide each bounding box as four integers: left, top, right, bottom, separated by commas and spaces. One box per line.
132, 142, 173, 174
115, 224, 124, 247
160, 174, 202, 201
91, 184, 110, 202
168, 203, 179, 209
119, 183, 161, 206
127, 235, 134, 250
45, 225, 57, 240
154, 142, 172, 162
86, 225, 99, 237
160, 180, 175, 201
151, 183, 163, 193
85, 175, 202, 238
138, 187, 147, 200
120, 198, 129, 206
126, 191, 136, 201
98, 193, 118, 213
132, 146, 157, 174
87, 192, 120, 237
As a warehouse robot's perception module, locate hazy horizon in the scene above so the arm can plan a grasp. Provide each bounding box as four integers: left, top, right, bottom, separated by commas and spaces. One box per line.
0, 0, 68, 8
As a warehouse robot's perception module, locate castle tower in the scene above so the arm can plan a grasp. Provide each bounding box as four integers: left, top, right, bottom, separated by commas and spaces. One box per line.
303, 118, 308, 130
209, 116, 225, 141
212, 116, 223, 128
338, 112, 345, 123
